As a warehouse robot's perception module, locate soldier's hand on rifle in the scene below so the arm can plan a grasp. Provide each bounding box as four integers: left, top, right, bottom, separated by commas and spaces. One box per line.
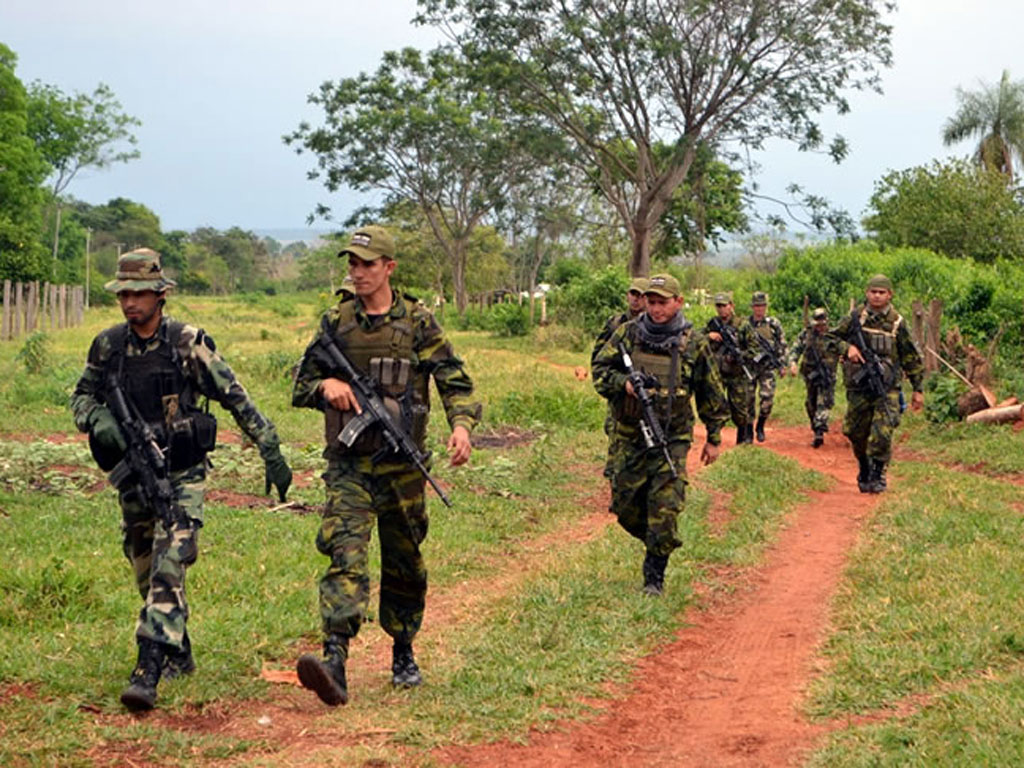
708, 331, 723, 343
320, 378, 362, 413
700, 442, 719, 466
846, 345, 865, 364
264, 449, 292, 502
88, 406, 127, 452
789, 363, 799, 377
910, 391, 924, 412
447, 425, 472, 467
625, 379, 636, 398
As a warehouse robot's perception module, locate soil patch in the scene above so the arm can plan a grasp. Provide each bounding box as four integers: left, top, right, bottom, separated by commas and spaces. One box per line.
473, 427, 538, 449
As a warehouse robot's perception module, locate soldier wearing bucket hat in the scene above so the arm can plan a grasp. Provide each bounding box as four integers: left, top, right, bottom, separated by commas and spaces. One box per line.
592, 273, 727, 597
71, 248, 292, 711
744, 291, 788, 443
789, 307, 843, 447
292, 224, 481, 705
704, 291, 757, 444
829, 274, 924, 492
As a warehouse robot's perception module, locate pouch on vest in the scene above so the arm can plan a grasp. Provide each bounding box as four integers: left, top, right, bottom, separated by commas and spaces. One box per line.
166, 408, 218, 471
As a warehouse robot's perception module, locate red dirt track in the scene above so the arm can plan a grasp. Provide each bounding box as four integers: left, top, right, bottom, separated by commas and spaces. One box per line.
437, 424, 879, 768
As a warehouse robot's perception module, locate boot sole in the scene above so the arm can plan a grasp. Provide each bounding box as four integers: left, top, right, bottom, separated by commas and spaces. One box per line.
120, 685, 156, 712
297, 654, 348, 706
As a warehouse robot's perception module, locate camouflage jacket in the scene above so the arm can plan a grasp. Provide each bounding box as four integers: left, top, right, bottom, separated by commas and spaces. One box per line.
704, 313, 758, 375
829, 303, 925, 392
590, 308, 642, 367
592, 316, 728, 446
789, 327, 843, 381
745, 315, 787, 372
70, 316, 283, 457
292, 291, 481, 436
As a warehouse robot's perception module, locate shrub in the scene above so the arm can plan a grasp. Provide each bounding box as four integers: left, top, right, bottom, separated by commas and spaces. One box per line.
486, 302, 529, 337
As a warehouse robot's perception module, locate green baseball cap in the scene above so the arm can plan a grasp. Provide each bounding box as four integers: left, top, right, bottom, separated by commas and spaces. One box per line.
751, 291, 768, 306
628, 277, 650, 293
713, 291, 733, 305
867, 273, 893, 291
104, 248, 176, 293
339, 225, 396, 262
644, 273, 680, 298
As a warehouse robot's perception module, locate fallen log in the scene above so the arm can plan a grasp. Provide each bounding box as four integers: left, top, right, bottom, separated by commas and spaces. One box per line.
965, 404, 1024, 425
995, 396, 1019, 407
927, 347, 996, 407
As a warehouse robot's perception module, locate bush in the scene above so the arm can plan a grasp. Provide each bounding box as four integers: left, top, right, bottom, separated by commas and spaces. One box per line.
486, 302, 529, 337
549, 266, 631, 335
16, 332, 50, 375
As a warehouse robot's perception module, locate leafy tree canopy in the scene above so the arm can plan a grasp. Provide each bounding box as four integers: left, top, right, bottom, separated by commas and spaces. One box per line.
863, 158, 1024, 262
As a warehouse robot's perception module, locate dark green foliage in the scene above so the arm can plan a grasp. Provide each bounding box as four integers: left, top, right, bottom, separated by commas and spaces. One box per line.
487, 302, 529, 337
15, 332, 51, 375
924, 374, 965, 425
490, 385, 604, 430
549, 266, 630, 335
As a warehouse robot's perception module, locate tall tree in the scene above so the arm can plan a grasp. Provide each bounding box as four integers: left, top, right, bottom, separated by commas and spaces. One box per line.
0, 43, 49, 281
418, 0, 894, 276
942, 69, 1024, 183
285, 46, 556, 314
27, 81, 140, 274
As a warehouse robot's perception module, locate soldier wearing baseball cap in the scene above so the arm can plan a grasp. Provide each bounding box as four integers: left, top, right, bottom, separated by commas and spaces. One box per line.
293, 224, 481, 704
72, 248, 291, 712
745, 290, 788, 443
705, 290, 756, 443
829, 274, 924, 492
789, 307, 842, 447
592, 272, 727, 597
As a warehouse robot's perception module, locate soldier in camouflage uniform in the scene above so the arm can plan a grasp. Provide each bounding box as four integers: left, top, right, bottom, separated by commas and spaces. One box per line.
788, 307, 843, 447
829, 275, 924, 493
593, 274, 728, 596
592, 277, 648, 485
71, 249, 292, 711
744, 291, 788, 442
292, 225, 481, 706
704, 292, 756, 444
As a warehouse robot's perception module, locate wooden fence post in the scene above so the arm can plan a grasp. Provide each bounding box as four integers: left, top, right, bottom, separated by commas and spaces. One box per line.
926, 299, 943, 373
911, 300, 930, 373
14, 282, 24, 339
2, 280, 10, 341
58, 284, 66, 329
26, 282, 37, 332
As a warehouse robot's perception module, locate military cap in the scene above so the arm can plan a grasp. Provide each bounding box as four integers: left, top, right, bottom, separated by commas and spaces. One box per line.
628, 276, 650, 294
713, 291, 733, 305
644, 273, 680, 298
104, 248, 177, 293
339, 224, 396, 262
867, 273, 893, 291
751, 291, 768, 306
811, 307, 828, 321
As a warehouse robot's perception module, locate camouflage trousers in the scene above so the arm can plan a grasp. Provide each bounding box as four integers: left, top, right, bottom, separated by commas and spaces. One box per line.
746, 368, 777, 419
804, 377, 835, 433
610, 440, 689, 557
843, 388, 901, 461
119, 462, 204, 651
316, 458, 429, 645
722, 373, 752, 429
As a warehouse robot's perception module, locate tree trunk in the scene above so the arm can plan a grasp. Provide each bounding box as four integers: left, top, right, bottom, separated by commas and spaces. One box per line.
965, 404, 1024, 425
452, 241, 468, 316
50, 203, 63, 280
629, 224, 652, 278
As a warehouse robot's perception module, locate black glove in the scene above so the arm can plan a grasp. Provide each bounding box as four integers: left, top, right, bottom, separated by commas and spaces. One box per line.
264, 450, 292, 502
89, 406, 127, 452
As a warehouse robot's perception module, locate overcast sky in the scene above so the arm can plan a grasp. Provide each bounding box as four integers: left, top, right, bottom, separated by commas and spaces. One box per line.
1, 1, 1020, 236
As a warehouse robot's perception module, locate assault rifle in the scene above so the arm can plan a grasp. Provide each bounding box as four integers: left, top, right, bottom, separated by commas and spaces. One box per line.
619, 344, 678, 480
847, 310, 896, 423
804, 334, 834, 388
753, 329, 784, 373
105, 373, 184, 532
315, 317, 452, 507
708, 317, 754, 381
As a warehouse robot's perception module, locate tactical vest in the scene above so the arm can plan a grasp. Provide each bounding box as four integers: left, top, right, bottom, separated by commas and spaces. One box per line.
844, 307, 904, 391
708, 316, 743, 376
611, 323, 694, 428
324, 297, 430, 455
104, 321, 216, 471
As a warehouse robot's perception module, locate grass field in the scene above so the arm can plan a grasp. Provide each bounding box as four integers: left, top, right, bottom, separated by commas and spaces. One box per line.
0, 294, 1022, 766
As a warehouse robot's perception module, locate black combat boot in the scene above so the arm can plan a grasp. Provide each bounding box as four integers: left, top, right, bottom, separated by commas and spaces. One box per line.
755, 415, 767, 442
297, 634, 349, 706
866, 459, 887, 494
121, 637, 166, 711
736, 426, 746, 445
391, 641, 422, 688
642, 551, 669, 596
162, 628, 195, 680
811, 430, 824, 448
855, 453, 871, 493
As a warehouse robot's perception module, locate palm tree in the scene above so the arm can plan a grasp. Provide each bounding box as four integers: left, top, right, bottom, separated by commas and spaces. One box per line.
942, 70, 1024, 183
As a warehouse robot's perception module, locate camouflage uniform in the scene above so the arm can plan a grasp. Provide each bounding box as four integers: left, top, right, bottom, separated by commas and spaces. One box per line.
71, 317, 285, 651
592, 306, 643, 481
790, 323, 843, 437
592, 315, 727, 560
292, 291, 481, 646
830, 301, 924, 479
745, 314, 787, 423
704, 312, 756, 438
